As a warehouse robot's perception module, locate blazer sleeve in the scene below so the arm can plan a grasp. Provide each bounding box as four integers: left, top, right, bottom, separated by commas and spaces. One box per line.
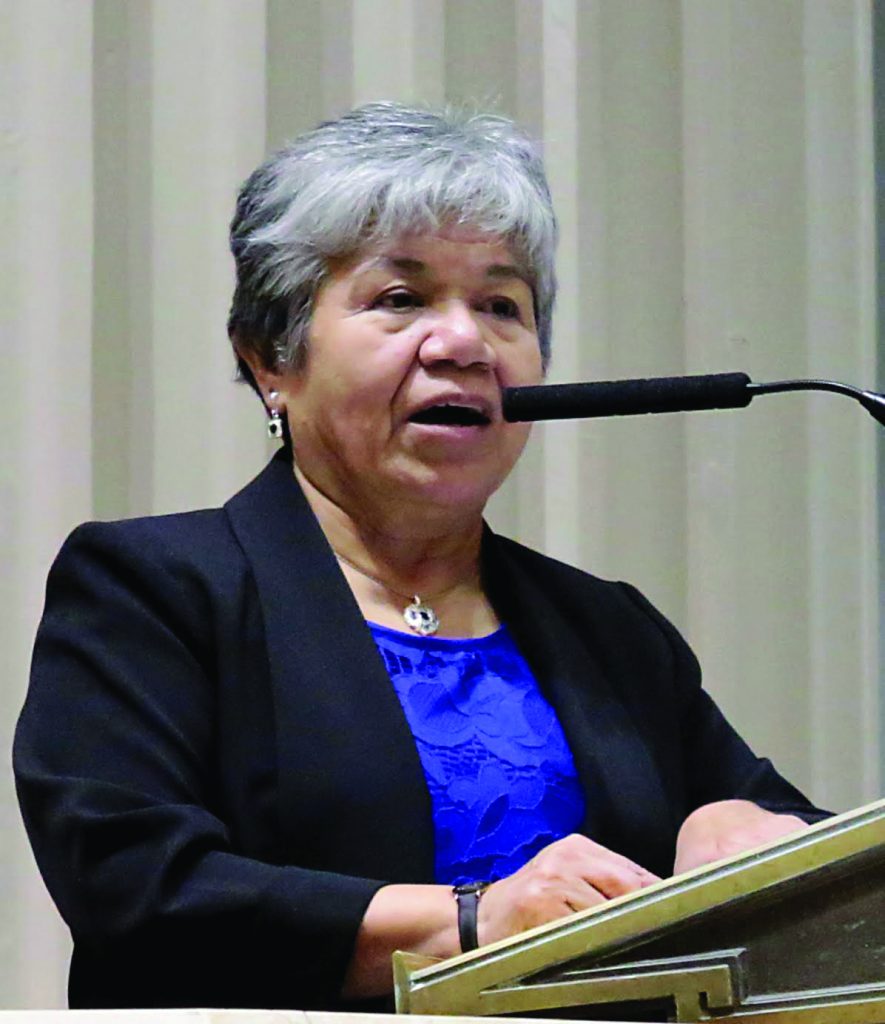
14, 520, 386, 1010
616, 581, 830, 824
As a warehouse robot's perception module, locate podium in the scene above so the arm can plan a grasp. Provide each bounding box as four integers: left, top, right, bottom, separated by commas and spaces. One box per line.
394, 799, 885, 1023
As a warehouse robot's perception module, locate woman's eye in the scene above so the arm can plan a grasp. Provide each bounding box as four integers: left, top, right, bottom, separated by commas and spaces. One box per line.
374, 289, 422, 311
486, 296, 521, 320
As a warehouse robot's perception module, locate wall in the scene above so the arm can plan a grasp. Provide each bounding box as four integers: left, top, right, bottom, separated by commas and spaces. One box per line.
2, 0, 879, 1008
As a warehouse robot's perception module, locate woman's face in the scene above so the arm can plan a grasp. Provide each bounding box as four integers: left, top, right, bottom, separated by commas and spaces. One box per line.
270, 226, 544, 520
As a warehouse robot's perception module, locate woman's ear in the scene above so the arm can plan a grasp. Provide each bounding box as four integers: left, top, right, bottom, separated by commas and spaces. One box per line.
234, 345, 284, 411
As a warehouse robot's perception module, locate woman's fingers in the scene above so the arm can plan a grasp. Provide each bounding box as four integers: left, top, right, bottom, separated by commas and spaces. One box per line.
477, 834, 660, 944
527, 834, 656, 900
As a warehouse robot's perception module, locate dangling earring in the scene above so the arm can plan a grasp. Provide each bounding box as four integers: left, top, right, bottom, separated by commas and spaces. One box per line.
266, 390, 284, 440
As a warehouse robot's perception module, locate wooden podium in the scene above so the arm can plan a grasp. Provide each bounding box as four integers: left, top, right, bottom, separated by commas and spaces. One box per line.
394, 799, 885, 1023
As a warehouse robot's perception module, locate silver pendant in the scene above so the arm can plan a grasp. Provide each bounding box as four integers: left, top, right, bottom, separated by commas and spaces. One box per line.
403, 596, 440, 636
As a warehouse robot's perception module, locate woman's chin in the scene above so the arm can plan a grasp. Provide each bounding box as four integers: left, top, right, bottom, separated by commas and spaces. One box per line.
386, 462, 506, 517
385, 429, 527, 514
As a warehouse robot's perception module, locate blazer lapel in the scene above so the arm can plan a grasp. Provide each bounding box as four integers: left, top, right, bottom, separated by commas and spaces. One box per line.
224, 450, 435, 882
483, 530, 677, 876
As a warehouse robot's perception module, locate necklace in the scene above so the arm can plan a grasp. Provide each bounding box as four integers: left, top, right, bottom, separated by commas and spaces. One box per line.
332, 549, 462, 636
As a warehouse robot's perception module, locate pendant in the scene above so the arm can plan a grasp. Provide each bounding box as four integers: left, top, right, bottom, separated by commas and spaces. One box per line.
403, 596, 440, 636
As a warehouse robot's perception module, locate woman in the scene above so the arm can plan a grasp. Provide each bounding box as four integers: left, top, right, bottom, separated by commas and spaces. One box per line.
15, 103, 825, 1012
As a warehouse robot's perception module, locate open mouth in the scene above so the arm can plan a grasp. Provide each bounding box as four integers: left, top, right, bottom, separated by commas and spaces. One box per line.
409, 404, 491, 427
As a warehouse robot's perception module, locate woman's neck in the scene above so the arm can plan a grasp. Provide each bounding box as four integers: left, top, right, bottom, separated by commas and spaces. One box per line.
293, 463, 485, 597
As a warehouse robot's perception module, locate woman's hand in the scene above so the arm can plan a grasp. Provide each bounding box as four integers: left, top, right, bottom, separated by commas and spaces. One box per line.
477, 834, 661, 946
674, 799, 808, 874
343, 834, 659, 998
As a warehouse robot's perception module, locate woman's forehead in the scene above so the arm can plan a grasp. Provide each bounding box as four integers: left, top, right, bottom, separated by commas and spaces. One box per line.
343, 228, 530, 283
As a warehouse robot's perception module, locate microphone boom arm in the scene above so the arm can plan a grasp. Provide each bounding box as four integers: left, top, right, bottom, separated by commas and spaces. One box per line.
746, 378, 885, 426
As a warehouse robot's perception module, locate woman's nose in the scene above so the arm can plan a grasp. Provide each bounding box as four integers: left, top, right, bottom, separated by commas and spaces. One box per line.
418, 303, 494, 369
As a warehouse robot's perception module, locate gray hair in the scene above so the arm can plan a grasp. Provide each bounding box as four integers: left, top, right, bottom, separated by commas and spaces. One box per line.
228, 102, 558, 385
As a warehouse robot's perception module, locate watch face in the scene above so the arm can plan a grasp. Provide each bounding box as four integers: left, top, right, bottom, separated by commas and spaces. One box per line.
454, 881, 489, 895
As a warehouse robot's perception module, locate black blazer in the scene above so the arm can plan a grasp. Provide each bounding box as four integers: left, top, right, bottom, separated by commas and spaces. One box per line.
14, 449, 824, 1010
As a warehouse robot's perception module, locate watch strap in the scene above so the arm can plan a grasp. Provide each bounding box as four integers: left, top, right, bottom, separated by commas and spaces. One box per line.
453, 881, 489, 953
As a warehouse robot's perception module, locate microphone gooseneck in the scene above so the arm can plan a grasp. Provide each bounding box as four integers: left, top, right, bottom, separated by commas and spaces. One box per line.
745, 379, 885, 427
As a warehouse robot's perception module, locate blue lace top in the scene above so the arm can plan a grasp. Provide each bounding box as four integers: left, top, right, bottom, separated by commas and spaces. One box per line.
368, 622, 586, 885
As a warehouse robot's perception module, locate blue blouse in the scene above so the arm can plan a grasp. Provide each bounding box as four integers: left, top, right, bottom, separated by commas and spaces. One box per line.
368, 622, 586, 886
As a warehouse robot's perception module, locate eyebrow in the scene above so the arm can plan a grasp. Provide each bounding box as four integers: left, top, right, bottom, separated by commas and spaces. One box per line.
369, 255, 531, 286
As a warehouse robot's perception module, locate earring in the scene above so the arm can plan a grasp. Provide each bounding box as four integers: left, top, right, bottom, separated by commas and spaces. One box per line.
266, 391, 284, 440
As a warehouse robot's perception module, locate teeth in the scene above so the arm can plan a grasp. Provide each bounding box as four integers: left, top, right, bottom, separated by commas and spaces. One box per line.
410, 404, 489, 426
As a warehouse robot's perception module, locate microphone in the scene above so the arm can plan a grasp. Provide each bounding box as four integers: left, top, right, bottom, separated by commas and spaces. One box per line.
502, 372, 885, 427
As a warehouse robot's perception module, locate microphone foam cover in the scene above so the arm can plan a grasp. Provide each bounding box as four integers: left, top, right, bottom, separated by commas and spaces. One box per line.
503, 372, 753, 422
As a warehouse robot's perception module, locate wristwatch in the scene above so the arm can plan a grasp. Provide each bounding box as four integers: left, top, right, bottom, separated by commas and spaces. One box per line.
453, 880, 490, 952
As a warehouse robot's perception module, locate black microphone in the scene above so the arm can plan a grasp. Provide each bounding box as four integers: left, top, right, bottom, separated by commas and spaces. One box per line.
503, 372, 885, 426
503, 372, 752, 422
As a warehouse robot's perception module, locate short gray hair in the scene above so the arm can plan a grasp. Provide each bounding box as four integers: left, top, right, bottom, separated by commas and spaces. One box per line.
228, 102, 558, 385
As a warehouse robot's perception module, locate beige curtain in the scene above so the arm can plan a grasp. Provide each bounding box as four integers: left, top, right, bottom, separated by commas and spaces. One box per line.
3, 0, 879, 1008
